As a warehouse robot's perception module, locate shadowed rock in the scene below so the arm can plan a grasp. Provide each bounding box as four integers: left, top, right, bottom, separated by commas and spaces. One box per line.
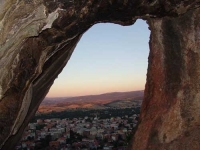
0, 0, 200, 149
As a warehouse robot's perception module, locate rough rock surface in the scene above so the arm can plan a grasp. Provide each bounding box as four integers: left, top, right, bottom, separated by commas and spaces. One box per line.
131, 8, 200, 150
0, 0, 200, 149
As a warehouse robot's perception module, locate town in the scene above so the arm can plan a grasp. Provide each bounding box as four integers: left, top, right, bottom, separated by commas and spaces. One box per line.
16, 108, 140, 150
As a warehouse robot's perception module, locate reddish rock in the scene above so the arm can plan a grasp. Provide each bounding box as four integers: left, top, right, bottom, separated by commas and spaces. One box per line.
131, 8, 200, 150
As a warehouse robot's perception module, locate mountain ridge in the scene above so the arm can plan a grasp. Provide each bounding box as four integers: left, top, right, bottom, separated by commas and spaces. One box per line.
38, 90, 144, 113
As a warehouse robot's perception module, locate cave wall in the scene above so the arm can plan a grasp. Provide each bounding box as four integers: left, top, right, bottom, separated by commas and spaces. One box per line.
131, 8, 200, 150
0, 0, 200, 149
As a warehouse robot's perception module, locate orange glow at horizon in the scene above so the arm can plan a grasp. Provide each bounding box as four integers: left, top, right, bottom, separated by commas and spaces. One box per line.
47, 77, 146, 97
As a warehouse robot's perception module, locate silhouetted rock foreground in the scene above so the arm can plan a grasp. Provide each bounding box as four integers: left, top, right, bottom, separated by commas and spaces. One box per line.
0, 0, 200, 149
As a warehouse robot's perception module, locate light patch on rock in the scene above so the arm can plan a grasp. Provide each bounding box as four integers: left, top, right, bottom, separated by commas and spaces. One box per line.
0, 21, 3, 31
11, 84, 33, 135
176, 2, 188, 15
149, 20, 165, 66
177, 90, 183, 99
0, 0, 6, 14
149, 0, 158, 6
81, 7, 89, 15
0, 4, 47, 57
158, 90, 183, 143
42, 8, 64, 31
0, 0, 13, 31
0, 4, 48, 97
0, 85, 2, 99
191, 93, 200, 123
45, 34, 78, 62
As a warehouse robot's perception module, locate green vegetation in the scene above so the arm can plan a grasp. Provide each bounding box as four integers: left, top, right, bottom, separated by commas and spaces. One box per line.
31, 107, 140, 123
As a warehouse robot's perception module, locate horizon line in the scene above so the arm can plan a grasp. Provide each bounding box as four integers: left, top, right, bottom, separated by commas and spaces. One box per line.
45, 89, 144, 99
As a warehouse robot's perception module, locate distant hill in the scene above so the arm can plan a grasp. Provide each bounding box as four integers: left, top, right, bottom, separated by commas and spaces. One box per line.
38, 91, 144, 113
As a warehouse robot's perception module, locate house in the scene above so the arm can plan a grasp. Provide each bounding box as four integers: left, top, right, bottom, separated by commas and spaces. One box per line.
57, 137, 66, 144
103, 134, 111, 141
58, 128, 66, 134
41, 131, 48, 138
44, 119, 51, 123
37, 119, 43, 124
83, 130, 90, 137
77, 128, 84, 135
90, 127, 97, 136
21, 141, 35, 149
29, 123, 36, 130
122, 128, 127, 133
63, 131, 70, 139
103, 146, 112, 150
51, 131, 62, 140
49, 141, 60, 149
111, 134, 119, 141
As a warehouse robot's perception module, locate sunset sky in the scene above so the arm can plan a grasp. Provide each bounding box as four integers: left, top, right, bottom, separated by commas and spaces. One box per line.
47, 19, 150, 97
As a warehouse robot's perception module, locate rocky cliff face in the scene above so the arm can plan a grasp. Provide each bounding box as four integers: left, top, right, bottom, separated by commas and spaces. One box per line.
131, 8, 200, 150
0, 0, 200, 149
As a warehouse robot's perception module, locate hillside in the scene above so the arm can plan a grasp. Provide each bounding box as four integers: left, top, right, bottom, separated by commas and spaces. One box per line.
38, 91, 144, 113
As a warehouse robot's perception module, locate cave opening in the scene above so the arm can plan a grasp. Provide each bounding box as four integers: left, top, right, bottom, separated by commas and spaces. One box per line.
48, 19, 150, 98
1, 1, 200, 149
18, 19, 150, 149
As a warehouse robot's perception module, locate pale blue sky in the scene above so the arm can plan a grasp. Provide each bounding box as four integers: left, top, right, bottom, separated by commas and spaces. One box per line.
47, 19, 150, 97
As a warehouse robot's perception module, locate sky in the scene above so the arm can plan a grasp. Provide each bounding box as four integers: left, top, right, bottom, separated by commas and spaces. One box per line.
47, 19, 150, 97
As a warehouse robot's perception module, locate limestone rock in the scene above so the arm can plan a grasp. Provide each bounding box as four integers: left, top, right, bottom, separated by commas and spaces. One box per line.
0, 0, 200, 149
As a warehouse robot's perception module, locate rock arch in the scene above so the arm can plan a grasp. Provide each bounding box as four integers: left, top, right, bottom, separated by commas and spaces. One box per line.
0, 0, 200, 149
